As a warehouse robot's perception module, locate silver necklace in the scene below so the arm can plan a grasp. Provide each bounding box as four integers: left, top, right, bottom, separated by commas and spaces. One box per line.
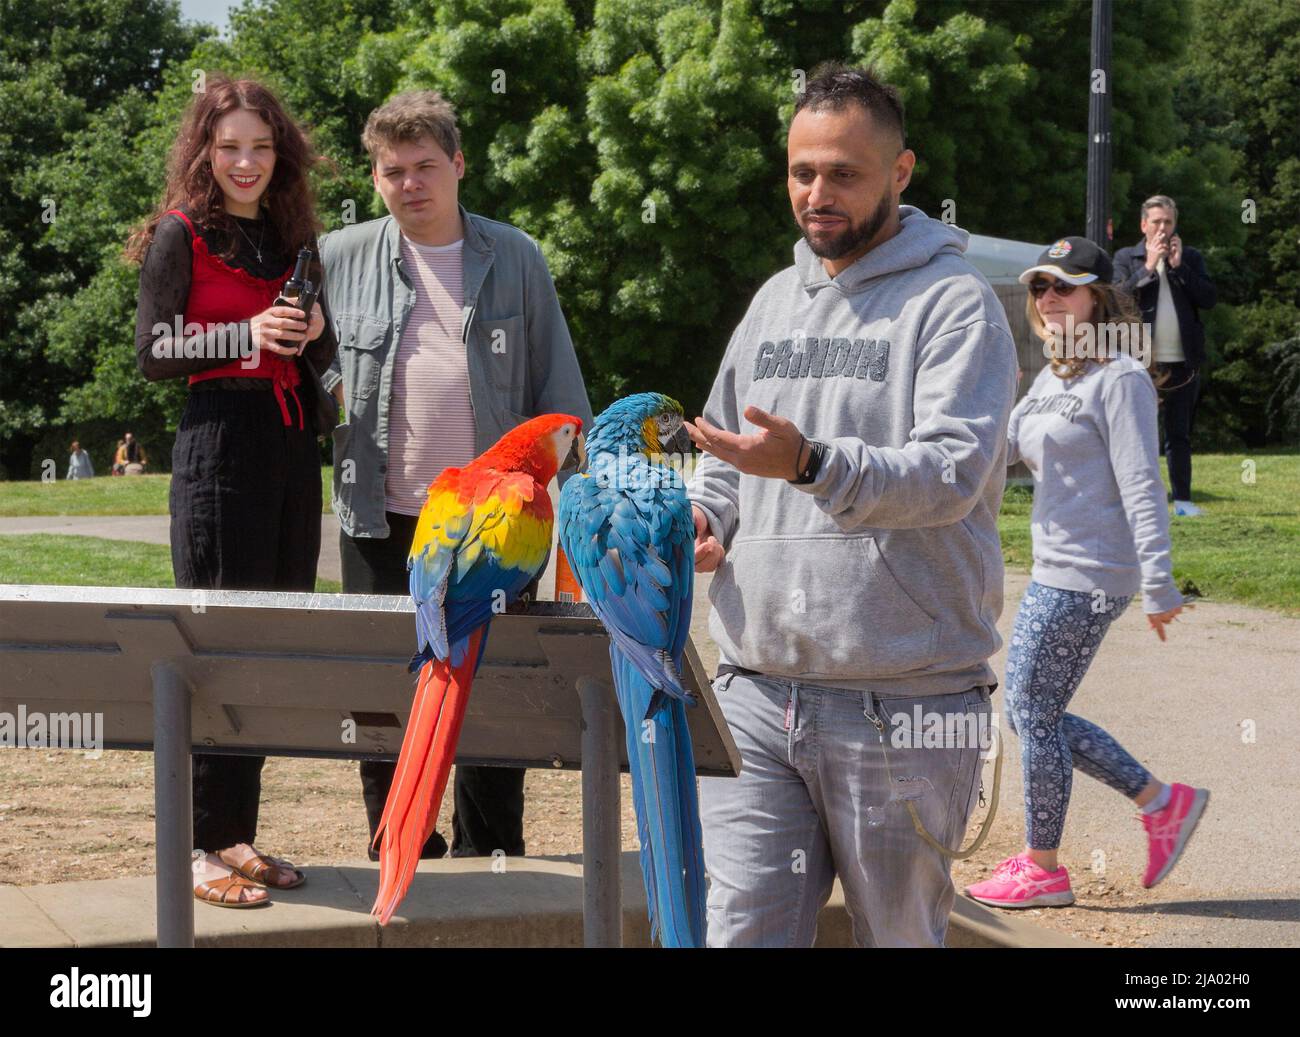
233, 218, 266, 264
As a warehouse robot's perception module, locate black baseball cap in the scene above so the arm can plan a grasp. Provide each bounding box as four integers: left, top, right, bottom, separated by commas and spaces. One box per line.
1018, 236, 1114, 286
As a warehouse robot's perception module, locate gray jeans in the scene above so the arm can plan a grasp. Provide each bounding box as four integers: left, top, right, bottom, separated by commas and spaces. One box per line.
700, 671, 990, 947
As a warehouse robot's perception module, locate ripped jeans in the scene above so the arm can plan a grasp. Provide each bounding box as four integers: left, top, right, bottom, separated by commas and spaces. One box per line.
699, 670, 990, 947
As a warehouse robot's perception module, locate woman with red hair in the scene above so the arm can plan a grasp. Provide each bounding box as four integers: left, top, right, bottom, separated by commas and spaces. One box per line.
128, 76, 336, 908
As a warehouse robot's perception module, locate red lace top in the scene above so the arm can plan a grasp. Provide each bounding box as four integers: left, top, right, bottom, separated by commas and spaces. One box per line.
166, 209, 306, 428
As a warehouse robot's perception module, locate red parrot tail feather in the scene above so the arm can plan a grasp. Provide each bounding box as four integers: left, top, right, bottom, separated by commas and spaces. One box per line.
373, 659, 444, 847
371, 658, 447, 923
371, 626, 485, 925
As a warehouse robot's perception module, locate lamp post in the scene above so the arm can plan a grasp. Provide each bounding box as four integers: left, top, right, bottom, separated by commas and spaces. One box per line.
1086, 0, 1113, 248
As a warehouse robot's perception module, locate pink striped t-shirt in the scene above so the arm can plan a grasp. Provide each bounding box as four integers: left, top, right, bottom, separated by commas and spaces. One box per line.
385, 235, 477, 516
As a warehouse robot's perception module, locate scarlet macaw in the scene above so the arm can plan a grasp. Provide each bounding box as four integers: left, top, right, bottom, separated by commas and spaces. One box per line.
371, 412, 584, 925
557, 392, 706, 947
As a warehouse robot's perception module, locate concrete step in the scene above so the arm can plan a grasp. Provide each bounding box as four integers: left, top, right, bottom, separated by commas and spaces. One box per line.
0, 852, 1084, 948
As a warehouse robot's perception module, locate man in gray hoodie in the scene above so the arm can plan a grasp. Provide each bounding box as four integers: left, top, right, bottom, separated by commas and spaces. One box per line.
686, 64, 1017, 947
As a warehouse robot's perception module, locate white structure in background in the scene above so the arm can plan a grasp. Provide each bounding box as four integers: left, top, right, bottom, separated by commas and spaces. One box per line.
965, 234, 1046, 287
965, 233, 1048, 483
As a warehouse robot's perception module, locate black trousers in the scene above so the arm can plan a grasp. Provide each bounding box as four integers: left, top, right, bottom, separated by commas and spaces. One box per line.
341, 511, 526, 860
171, 387, 322, 851
1158, 362, 1201, 501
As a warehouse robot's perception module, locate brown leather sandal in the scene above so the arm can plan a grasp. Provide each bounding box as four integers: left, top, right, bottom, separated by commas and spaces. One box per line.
221, 849, 306, 890
193, 871, 269, 908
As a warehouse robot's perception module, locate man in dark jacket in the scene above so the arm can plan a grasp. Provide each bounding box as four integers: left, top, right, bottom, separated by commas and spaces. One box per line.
1113, 195, 1217, 516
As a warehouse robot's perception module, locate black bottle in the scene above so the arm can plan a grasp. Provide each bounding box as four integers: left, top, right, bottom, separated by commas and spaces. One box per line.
275, 248, 319, 354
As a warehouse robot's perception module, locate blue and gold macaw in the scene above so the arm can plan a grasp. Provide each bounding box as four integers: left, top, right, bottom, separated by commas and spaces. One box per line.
557, 392, 705, 947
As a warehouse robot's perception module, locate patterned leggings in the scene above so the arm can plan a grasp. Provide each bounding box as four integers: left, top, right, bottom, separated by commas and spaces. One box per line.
1004, 581, 1153, 850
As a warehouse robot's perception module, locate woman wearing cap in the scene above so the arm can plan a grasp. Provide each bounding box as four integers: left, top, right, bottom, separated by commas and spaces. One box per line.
127, 75, 335, 908
965, 237, 1208, 910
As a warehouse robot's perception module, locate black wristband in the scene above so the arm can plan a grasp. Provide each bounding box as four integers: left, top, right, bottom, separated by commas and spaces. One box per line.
790, 437, 826, 485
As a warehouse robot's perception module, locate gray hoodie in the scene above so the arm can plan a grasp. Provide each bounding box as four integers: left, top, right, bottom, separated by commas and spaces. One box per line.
689, 205, 1018, 698
1008, 356, 1183, 613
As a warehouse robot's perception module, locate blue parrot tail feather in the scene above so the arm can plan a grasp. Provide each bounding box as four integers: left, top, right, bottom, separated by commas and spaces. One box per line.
612, 644, 707, 947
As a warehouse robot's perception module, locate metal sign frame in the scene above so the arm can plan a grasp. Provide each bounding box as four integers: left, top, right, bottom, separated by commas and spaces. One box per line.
0, 584, 740, 948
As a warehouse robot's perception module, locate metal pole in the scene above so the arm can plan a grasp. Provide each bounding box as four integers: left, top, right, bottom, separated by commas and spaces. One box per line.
1086, 0, 1114, 247
152, 661, 194, 948
577, 675, 622, 948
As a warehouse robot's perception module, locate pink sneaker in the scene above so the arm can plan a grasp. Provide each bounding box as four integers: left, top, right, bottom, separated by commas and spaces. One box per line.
1141, 783, 1209, 888
965, 852, 1075, 909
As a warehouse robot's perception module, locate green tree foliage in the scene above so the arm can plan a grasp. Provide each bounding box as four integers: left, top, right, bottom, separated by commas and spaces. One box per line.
8, 0, 396, 477
848, 0, 1037, 234
374, 0, 593, 245
0, 0, 209, 477
225, 0, 399, 223
1181, 0, 1300, 446
571, 0, 789, 404
3, 0, 1294, 478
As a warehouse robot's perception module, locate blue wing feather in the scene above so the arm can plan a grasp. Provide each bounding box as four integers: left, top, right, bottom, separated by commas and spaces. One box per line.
557, 466, 694, 702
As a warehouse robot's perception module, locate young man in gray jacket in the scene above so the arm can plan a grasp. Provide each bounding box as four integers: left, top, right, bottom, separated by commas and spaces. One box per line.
687, 64, 1017, 947
321, 91, 593, 863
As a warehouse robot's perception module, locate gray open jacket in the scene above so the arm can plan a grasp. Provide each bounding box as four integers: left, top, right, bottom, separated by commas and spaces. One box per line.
320, 205, 593, 538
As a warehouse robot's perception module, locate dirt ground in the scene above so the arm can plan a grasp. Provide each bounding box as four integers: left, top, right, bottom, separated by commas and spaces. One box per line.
0, 746, 1179, 947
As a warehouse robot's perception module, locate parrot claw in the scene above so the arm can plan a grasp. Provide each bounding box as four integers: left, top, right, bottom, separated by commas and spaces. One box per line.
640, 652, 693, 721
656, 649, 685, 694
644, 689, 668, 722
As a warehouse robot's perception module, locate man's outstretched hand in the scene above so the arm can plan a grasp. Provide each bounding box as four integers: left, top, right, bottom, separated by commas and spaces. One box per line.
686, 405, 810, 481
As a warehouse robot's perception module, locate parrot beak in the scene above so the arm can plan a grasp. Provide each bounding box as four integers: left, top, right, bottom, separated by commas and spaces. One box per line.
669, 425, 693, 456
561, 431, 587, 473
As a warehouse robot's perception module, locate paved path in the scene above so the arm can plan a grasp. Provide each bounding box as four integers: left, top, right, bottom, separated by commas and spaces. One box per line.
686, 570, 1300, 949
989, 572, 1298, 947
3, 512, 1297, 946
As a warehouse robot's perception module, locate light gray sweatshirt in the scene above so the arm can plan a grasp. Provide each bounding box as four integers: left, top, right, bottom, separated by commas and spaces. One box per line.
1008, 357, 1183, 613
689, 205, 1018, 697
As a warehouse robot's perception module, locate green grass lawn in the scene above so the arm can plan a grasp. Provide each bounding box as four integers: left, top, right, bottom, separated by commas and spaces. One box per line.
1, 452, 1296, 613
999, 450, 1300, 615
0, 469, 335, 516
0, 534, 340, 593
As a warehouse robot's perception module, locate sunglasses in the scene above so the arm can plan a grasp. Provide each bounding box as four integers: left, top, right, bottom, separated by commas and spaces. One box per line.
1028, 278, 1081, 298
